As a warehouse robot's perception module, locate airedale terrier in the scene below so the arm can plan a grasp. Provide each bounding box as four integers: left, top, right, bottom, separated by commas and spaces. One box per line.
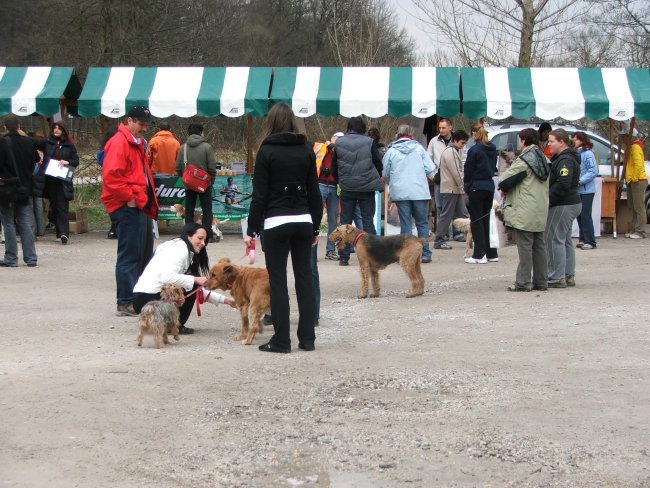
329, 224, 433, 298
136, 284, 185, 349
204, 258, 270, 345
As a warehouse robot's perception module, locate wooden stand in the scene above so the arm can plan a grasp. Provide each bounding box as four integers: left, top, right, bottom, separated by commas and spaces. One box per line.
600, 177, 618, 238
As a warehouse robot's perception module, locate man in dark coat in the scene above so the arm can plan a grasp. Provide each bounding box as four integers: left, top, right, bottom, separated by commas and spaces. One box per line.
0, 116, 40, 267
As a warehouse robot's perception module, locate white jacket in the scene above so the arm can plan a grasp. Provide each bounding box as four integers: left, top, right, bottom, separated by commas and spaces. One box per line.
133, 239, 226, 304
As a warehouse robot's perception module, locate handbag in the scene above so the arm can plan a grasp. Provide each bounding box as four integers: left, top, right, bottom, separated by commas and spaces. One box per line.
180, 144, 210, 193
489, 208, 501, 249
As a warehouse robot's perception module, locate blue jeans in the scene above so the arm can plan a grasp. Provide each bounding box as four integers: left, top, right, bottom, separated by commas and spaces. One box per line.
339, 194, 376, 261
109, 205, 151, 305
577, 193, 596, 247
395, 200, 431, 260
1, 200, 37, 266
32, 196, 45, 236
319, 183, 339, 252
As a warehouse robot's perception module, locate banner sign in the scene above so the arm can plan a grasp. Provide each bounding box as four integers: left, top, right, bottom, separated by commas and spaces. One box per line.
154, 174, 252, 222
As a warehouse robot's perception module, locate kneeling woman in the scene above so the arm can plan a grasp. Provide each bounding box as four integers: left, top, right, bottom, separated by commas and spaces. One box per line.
133, 223, 236, 334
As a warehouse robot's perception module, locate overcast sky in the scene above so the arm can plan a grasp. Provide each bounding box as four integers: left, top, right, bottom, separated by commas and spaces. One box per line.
385, 0, 432, 59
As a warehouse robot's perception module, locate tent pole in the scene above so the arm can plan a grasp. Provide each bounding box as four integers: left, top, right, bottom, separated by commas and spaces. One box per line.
246, 115, 253, 174
609, 118, 615, 179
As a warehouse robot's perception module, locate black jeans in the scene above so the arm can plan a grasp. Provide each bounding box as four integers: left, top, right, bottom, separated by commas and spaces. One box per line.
133, 285, 197, 326
467, 190, 498, 260
262, 222, 316, 349
185, 186, 214, 239
45, 177, 69, 238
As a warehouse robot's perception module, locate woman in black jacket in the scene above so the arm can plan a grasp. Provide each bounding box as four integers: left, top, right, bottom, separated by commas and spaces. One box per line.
33, 122, 79, 244
464, 123, 499, 264
245, 102, 323, 353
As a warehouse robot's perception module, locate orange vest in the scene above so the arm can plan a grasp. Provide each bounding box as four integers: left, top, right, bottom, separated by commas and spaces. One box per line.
313, 141, 330, 177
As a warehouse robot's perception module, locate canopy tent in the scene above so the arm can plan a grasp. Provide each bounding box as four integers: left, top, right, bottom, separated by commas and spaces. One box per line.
461, 67, 650, 121
77, 67, 273, 118
271, 66, 460, 119
0, 67, 81, 116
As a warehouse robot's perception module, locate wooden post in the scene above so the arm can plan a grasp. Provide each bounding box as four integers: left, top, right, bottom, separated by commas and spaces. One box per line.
246, 115, 254, 174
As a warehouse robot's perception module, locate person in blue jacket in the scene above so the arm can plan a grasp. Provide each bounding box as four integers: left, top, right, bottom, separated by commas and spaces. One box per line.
572, 132, 598, 250
382, 124, 436, 263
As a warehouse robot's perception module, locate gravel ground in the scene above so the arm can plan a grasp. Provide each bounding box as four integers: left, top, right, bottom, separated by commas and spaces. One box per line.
1, 225, 649, 488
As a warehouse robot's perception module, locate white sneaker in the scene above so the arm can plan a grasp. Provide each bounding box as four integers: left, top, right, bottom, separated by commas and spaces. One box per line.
488, 257, 499, 262
628, 233, 643, 239
464, 256, 487, 264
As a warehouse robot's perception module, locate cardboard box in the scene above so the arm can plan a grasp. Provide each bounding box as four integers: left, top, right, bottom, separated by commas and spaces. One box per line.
68, 209, 88, 234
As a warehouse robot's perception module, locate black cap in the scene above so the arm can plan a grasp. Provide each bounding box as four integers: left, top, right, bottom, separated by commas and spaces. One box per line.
539, 122, 552, 132
127, 105, 152, 123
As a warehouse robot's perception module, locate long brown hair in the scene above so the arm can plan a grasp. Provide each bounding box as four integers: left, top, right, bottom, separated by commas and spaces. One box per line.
471, 123, 489, 146
257, 102, 300, 149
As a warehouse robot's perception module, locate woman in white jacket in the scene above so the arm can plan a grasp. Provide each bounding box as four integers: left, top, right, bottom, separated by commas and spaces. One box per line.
133, 223, 235, 334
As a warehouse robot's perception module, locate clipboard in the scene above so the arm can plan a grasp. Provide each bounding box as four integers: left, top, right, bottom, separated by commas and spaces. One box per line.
45, 159, 74, 182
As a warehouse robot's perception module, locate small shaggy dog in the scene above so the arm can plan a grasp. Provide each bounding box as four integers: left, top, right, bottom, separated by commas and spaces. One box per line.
329, 224, 433, 298
453, 200, 501, 257
171, 203, 222, 242
204, 258, 270, 345
136, 284, 185, 349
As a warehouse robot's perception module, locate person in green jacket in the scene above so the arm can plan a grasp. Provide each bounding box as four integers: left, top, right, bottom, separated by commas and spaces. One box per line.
498, 128, 550, 292
175, 123, 217, 242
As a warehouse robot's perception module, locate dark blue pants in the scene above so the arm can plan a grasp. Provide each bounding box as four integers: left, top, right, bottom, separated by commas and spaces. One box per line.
577, 193, 596, 247
339, 194, 376, 261
185, 186, 214, 239
110, 206, 152, 305
467, 190, 498, 260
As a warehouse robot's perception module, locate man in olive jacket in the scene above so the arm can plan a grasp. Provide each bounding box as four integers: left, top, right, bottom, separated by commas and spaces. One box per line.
175, 123, 217, 241
498, 128, 550, 292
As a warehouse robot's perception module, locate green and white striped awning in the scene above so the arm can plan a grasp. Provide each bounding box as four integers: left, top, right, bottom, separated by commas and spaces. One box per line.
77, 67, 272, 118
0, 67, 81, 116
462, 67, 650, 121
271, 67, 460, 118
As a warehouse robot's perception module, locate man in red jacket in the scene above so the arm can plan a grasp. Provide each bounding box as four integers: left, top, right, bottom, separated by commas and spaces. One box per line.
102, 106, 159, 316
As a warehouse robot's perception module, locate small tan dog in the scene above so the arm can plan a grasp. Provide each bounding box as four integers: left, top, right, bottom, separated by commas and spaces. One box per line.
136, 284, 185, 349
204, 258, 270, 345
171, 204, 222, 241
329, 224, 432, 298
453, 200, 501, 257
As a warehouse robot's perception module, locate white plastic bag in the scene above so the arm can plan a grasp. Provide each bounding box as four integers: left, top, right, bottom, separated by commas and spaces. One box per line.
489, 209, 500, 249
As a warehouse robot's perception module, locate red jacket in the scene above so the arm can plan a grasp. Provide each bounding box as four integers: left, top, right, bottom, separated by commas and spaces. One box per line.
101, 123, 159, 219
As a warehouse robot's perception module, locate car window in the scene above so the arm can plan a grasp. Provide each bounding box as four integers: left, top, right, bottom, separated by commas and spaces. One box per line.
590, 137, 611, 168
491, 133, 516, 152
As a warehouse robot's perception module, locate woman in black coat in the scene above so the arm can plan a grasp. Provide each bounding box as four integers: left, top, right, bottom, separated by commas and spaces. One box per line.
245, 102, 323, 353
464, 123, 499, 264
33, 122, 79, 244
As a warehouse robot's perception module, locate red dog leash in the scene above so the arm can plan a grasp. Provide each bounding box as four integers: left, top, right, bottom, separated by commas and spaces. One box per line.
183, 287, 211, 317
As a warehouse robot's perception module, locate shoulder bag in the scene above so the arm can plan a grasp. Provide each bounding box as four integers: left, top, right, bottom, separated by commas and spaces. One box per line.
180, 144, 210, 193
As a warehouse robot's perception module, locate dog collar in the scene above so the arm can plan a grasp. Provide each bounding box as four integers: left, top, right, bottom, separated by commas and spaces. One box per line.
353, 231, 368, 247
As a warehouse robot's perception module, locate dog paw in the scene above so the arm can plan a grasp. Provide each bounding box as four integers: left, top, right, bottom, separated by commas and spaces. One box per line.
357, 294, 368, 299
242, 339, 253, 345
369, 293, 380, 298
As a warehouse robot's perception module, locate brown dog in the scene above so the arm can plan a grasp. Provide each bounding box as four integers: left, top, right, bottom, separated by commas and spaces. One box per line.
136, 284, 185, 349
204, 258, 270, 345
329, 224, 432, 298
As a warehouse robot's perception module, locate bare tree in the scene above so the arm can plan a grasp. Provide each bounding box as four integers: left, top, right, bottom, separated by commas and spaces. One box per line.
586, 0, 649, 67
411, 0, 582, 67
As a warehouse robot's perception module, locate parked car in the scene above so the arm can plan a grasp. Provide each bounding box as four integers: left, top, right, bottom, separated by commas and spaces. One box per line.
467, 122, 650, 222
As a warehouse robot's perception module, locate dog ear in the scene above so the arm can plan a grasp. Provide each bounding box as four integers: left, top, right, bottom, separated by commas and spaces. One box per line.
218, 257, 231, 264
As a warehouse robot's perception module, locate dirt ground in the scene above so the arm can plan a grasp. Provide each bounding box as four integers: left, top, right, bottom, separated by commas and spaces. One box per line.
1, 224, 649, 488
